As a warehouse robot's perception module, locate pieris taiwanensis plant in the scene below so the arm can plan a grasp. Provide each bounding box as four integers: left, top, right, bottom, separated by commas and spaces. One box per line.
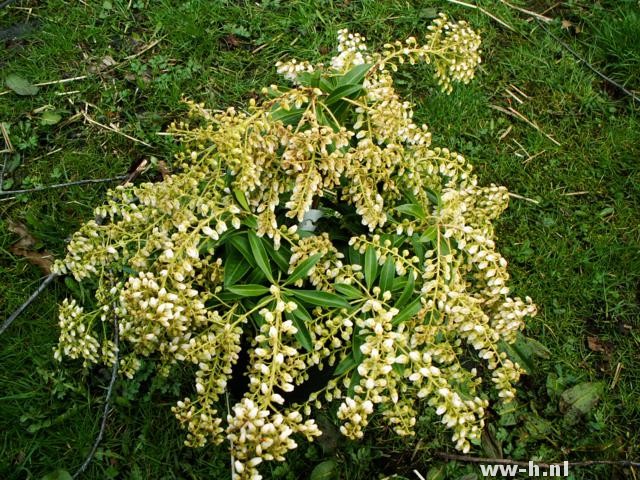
54, 14, 536, 479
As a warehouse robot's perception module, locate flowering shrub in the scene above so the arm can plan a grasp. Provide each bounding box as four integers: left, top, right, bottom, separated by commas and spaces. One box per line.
54, 14, 536, 479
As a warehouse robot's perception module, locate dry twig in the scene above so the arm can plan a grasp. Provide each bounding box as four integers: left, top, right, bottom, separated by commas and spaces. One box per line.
0, 175, 128, 196
535, 20, 640, 104
72, 309, 119, 479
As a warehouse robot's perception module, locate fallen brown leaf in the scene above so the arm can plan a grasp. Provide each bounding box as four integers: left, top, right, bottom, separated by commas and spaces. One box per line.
587, 335, 613, 355
157, 160, 170, 179
8, 220, 54, 274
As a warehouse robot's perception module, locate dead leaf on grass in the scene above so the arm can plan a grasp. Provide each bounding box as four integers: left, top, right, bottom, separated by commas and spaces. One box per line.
8, 220, 54, 274
561, 19, 573, 30
101, 55, 117, 67
587, 335, 613, 355
156, 160, 170, 179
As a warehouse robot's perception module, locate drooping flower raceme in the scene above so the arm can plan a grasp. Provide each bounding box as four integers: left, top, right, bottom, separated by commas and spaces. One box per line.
54, 14, 535, 480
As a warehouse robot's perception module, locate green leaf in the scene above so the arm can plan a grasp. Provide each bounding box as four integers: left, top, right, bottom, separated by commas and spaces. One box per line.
325, 83, 364, 106
352, 334, 364, 363
315, 106, 334, 129
338, 63, 372, 86
41, 470, 72, 480
425, 464, 446, 480
5, 153, 21, 174
364, 246, 377, 289
560, 382, 604, 425
395, 203, 426, 220
241, 215, 258, 229
246, 268, 267, 285
271, 106, 305, 126
334, 355, 356, 376
425, 188, 441, 207
334, 283, 362, 299
310, 459, 339, 480
229, 234, 257, 267
247, 231, 273, 282
392, 296, 423, 326
5, 73, 39, 96
411, 235, 426, 262
233, 188, 250, 210
226, 284, 270, 297
290, 299, 312, 322
297, 70, 322, 88
347, 370, 361, 396
318, 76, 337, 93
348, 246, 362, 265
395, 272, 416, 308
379, 256, 395, 293
224, 247, 251, 286
40, 111, 62, 126
291, 290, 350, 309
418, 225, 438, 243
501, 334, 551, 374
481, 424, 503, 459
285, 253, 323, 286
261, 237, 290, 271
286, 311, 313, 352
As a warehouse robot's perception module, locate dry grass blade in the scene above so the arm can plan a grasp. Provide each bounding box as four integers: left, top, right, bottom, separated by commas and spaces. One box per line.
499, 0, 552, 22
0, 123, 13, 153
509, 192, 540, 204
490, 104, 561, 146
0, 175, 128, 196
81, 110, 152, 148
0, 75, 87, 96
446, 0, 516, 32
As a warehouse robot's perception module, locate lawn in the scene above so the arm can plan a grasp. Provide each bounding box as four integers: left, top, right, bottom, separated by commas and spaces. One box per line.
1, 0, 639, 479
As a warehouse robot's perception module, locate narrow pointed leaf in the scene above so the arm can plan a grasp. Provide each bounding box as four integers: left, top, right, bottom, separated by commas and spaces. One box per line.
352, 334, 364, 363
325, 83, 364, 106
395, 203, 426, 220
395, 272, 416, 308
261, 237, 290, 271
379, 256, 395, 293
338, 63, 372, 85
247, 231, 273, 282
334, 283, 362, 299
391, 296, 423, 326
224, 247, 251, 286
229, 234, 257, 267
233, 188, 250, 211
286, 311, 313, 352
285, 253, 323, 286
226, 284, 270, 297
364, 246, 377, 289
291, 290, 350, 309
333, 355, 356, 376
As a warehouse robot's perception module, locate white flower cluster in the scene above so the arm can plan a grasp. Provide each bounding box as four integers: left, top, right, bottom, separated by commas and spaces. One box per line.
53, 14, 537, 479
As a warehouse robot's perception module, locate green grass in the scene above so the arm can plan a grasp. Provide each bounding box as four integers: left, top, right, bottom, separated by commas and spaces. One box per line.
1, 0, 639, 478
